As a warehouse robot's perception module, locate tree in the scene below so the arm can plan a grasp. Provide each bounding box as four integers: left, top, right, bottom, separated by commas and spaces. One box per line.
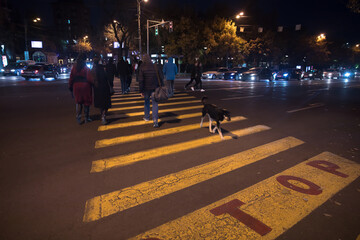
347, 0, 360, 13
73, 38, 92, 53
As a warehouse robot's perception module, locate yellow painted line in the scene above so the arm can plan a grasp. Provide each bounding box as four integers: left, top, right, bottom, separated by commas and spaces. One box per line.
111, 96, 196, 105
111, 93, 188, 100
108, 100, 200, 111
95, 116, 246, 148
112, 92, 183, 97
83, 136, 303, 222
98, 112, 202, 131
108, 105, 202, 114
91, 125, 271, 173
129, 152, 360, 239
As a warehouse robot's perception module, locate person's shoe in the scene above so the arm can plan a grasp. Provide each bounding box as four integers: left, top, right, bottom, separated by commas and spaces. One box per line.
143, 117, 150, 122
200, 89, 205, 92
85, 117, 92, 123
153, 122, 159, 128
101, 117, 108, 125
191, 87, 194, 91
76, 117, 82, 125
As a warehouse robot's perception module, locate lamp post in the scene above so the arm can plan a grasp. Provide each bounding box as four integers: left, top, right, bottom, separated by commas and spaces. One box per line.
137, 0, 148, 58
24, 17, 41, 60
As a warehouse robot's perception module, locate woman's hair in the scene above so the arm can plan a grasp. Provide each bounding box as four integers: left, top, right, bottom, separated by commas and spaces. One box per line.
75, 53, 87, 71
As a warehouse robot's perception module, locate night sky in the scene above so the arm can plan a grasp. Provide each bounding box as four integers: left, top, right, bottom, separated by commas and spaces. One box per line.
11, 0, 360, 42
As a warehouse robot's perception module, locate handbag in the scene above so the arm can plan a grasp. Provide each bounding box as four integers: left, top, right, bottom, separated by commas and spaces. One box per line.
153, 64, 168, 103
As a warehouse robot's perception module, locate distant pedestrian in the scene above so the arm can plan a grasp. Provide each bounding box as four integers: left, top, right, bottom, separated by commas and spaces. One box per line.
105, 57, 116, 91
163, 57, 178, 97
117, 57, 129, 94
69, 53, 94, 124
135, 60, 142, 83
92, 55, 112, 125
126, 60, 133, 93
138, 54, 164, 128
185, 61, 204, 92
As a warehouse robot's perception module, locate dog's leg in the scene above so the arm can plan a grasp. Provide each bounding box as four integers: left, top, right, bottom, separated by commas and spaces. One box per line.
216, 122, 224, 139
208, 115, 213, 133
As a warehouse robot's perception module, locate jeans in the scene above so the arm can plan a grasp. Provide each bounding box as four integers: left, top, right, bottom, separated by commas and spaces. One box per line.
144, 90, 158, 122
120, 75, 127, 93
166, 80, 174, 97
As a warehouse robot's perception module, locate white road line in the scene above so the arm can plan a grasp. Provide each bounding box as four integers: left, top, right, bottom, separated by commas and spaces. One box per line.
287, 103, 325, 113
221, 95, 264, 101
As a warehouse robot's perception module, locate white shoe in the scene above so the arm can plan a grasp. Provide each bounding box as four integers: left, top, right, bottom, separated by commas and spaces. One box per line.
200, 89, 205, 92
191, 87, 194, 91
143, 117, 150, 122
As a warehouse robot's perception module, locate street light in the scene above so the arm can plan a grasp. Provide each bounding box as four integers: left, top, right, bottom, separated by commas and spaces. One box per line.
137, 0, 148, 58
316, 33, 326, 42
236, 12, 244, 19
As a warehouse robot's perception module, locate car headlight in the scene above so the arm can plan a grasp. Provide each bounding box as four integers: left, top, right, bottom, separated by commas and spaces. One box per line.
309, 74, 313, 76
231, 73, 235, 75
283, 73, 289, 77
1, 69, 4, 72
344, 72, 351, 77
11, 69, 15, 72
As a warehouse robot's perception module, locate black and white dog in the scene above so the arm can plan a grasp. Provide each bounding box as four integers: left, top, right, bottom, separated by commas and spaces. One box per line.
200, 96, 231, 139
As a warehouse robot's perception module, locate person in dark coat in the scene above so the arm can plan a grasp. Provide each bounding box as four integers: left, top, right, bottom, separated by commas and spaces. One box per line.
92, 56, 112, 125
105, 57, 116, 90
117, 57, 129, 94
126, 60, 133, 93
69, 53, 94, 124
138, 54, 163, 128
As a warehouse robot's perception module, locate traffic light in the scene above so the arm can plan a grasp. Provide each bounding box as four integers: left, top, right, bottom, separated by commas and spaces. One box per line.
155, 26, 159, 36
169, 21, 173, 32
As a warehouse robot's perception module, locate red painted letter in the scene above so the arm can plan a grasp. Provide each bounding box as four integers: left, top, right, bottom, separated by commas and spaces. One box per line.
306, 160, 348, 178
210, 199, 272, 236
277, 175, 322, 195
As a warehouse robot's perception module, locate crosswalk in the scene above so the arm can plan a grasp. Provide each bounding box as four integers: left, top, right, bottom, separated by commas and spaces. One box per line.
83, 91, 360, 239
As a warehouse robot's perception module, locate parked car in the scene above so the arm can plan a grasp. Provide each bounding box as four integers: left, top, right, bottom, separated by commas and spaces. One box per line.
322, 69, 340, 79
202, 67, 229, 79
241, 67, 273, 81
223, 67, 249, 80
1, 62, 27, 76
21, 64, 59, 81
275, 69, 302, 80
59, 64, 72, 74
302, 69, 323, 80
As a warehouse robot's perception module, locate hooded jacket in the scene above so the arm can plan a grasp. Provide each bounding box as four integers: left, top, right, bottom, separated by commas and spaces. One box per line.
162, 57, 178, 81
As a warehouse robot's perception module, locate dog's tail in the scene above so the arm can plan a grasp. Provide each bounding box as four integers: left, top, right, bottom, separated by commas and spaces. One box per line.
201, 96, 208, 105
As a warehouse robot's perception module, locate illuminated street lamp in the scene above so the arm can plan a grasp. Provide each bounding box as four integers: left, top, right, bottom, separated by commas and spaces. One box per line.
316, 33, 326, 42
83, 35, 88, 40
236, 12, 244, 19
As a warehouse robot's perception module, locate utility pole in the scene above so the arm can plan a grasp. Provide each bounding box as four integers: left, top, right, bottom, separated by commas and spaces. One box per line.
137, 0, 142, 58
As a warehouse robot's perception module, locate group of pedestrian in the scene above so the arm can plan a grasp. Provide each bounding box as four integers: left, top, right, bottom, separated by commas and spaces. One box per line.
69, 53, 115, 125
117, 57, 133, 94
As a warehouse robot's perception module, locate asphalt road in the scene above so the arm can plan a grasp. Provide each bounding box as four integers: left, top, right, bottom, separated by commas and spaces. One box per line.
0, 74, 359, 240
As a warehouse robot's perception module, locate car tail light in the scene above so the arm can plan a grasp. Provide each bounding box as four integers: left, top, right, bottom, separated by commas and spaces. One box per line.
21, 70, 24, 74
35, 70, 39, 74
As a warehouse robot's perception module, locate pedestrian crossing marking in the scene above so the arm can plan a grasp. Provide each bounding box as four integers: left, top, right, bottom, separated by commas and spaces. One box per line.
129, 152, 360, 240
90, 125, 271, 173
108, 105, 203, 115
98, 112, 202, 131
95, 116, 246, 148
108, 100, 200, 111
111, 93, 188, 100
111, 96, 196, 105
83, 136, 303, 222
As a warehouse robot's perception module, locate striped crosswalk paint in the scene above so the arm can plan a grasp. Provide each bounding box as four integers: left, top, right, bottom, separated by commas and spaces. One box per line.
107, 100, 200, 111
83, 136, 303, 222
95, 116, 246, 148
98, 112, 202, 131
111, 93, 188, 100
91, 125, 271, 173
108, 105, 202, 115
129, 152, 360, 240
111, 96, 195, 105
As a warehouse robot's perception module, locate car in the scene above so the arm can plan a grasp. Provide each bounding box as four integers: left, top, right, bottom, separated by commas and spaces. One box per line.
1, 62, 27, 76
340, 69, 356, 79
322, 69, 340, 79
58, 64, 72, 74
223, 67, 249, 80
275, 69, 302, 80
21, 64, 59, 81
202, 67, 229, 79
302, 69, 323, 80
241, 67, 274, 81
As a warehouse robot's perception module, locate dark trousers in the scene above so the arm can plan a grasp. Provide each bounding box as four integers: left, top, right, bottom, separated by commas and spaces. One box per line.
185, 78, 196, 88
194, 77, 202, 89
119, 75, 127, 93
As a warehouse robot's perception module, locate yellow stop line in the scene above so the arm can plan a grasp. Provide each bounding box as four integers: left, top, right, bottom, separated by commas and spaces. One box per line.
111, 96, 196, 105
95, 116, 246, 148
98, 112, 202, 131
90, 125, 271, 173
108, 100, 200, 111
83, 136, 303, 222
129, 152, 360, 240
111, 93, 188, 100
108, 105, 202, 114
